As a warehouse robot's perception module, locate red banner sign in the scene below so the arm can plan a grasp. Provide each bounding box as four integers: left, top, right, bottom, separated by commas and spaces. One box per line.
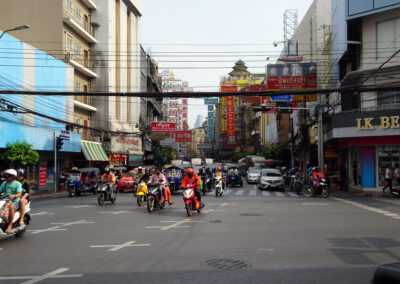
39, 165, 47, 187
175, 131, 192, 142
151, 122, 176, 132
221, 86, 239, 92
227, 131, 235, 136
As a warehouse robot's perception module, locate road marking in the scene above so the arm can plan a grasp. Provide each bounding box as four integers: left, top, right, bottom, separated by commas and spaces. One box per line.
372, 198, 400, 207
207, 202, 237, 206
302, 203, 328, 206
234, 190, 244, 196
262, 191, 271, 196
249, 190, 257, 196
65, 205, 94, 209
100, 211, 129, 215
223, 190, 232, 195
28, 226, 67, 234
147, 219, 204, 230
203, 209, 215, 214
0, 268, 83, 283
51, 220, 94, 227
258, 248, 274, 251
275, 192, 285, 197
287, 193, 299, 197
30, 211, 54, 216
333, 197, 400, 221
91, 241, 151, 252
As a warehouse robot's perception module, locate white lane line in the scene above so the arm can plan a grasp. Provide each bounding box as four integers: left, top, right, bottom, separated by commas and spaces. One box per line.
90, 241, 151, 252
0, 267, 83, 284
100, 211, 129, 215
203, 209, 215, 213
51, 220, 94, 227
224, 190, 232, 195
275, 192, 285, 197
333, 197, 400, 221
287, 193, 299, 197
234, 190, 245, 196
65, 205, 94, 208
28, 226, 67, 234
262, 191, 271, 196
30, 211, 54, 216
249, 190, 257, 196
160, 219, 202, 231
302, 203, 329, 206
258, 248, 274, 251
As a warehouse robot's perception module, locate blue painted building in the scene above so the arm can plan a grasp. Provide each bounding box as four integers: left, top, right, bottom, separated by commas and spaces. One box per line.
0, 33, 80, 191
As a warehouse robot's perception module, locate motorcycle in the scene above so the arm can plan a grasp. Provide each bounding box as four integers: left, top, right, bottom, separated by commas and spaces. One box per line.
146, 182, 167, 213
182, 183, 204, 217
289, 175, 296, 191
97, 180, 116, 205
215, 176, 224, 197
308, 178, 329, 198
206, 176, 213, 192
294, 175, 304, 194
0, 197, 30, 238
201, 176, 207, 196
136, 180, 148, 206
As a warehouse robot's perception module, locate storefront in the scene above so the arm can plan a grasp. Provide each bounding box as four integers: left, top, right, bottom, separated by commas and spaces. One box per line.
326, 108, 400, 190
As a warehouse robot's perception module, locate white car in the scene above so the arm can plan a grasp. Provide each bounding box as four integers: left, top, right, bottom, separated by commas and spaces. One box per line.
258, 169, 285, 191
246, 168, 262, 184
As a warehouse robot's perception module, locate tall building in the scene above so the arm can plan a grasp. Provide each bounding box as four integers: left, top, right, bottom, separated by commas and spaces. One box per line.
0, 0, 99, 141
194, 115, 204, 128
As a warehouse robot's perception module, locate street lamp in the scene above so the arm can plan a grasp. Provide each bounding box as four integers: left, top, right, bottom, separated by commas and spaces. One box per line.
0, 25, 30, 39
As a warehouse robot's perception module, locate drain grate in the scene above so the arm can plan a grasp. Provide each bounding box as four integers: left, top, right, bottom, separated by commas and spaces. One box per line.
240, 213, 264, 216
205, 258, 249, 271
210, 219, 222, 223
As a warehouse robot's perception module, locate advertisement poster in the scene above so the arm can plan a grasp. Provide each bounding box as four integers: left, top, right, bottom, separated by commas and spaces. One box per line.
151, 122, 176, 132
267, 62, 317, 90
39, 165, 47, 187
175, 131, 192, 142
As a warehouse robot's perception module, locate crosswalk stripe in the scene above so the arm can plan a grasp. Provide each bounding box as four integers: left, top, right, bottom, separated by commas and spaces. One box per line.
224, 190, 232, 195
275, 192, 285, 197
262, 191, 271, 196
248, 190, 257, 196
234, 190, 245, 196
287, 192, 299, 197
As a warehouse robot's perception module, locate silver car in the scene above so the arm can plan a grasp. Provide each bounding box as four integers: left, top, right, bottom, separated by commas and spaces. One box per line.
246, 168, 262, 184
258, 169, 285, 191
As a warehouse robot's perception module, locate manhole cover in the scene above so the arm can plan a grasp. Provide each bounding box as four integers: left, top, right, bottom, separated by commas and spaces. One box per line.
210, 219, 222, 223
206, 258, 248, 271
240, 213, 264, 216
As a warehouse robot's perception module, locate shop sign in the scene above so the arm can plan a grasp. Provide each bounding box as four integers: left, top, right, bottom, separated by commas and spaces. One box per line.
60, 130, 70, 140
151, 122, 176, 132
39, 165, 47, 187
175, 131, 192, 142
220, 86, 239, 92
204, 98, 219, 104
267, 62, 317, 90
356, 116, 400, 130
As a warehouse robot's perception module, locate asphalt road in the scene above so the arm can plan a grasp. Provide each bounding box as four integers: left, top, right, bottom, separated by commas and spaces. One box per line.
0, 181, 400, 284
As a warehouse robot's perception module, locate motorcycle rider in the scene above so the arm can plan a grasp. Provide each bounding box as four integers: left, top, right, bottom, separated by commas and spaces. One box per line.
312, 167, 325, 190
198, 168, 207, 194
213, 166, 226, 189
17, 169, 30, 226
136, 167, 144, 179
141, 168, 151, 183
0, 169, 22, 234
181, 168, 202, 204
101, 168, 116, 197
148, 168, 173, 205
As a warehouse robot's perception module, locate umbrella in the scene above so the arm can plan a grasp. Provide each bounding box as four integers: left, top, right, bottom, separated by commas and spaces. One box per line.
266, 159, 274, 164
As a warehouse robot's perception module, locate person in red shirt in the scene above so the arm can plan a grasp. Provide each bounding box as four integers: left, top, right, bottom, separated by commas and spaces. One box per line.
312, 167, 325, 189
181, 168, 202, 203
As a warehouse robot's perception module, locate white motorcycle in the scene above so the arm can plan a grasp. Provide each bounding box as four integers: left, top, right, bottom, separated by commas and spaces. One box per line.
215, 176, 224, 197
0, 197, 31, 237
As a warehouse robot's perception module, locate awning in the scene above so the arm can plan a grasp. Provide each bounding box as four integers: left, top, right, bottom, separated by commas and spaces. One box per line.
81, 141, 109, 161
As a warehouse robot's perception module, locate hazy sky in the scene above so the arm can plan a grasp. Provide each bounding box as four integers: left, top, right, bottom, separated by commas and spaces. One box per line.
141, 0, 314, 128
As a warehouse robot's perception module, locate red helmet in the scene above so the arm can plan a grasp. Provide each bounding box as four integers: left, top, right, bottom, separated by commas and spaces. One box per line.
187, 168, 194, 174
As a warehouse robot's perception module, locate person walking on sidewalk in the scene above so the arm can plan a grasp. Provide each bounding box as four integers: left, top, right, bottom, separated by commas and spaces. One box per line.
383, 164, 393, 193
394, 164, 400, 185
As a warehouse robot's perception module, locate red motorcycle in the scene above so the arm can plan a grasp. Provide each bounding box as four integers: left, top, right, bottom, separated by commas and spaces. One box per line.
182, 184, 204, 217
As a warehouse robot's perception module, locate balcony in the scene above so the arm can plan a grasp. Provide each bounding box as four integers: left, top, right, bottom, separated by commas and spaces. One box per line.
81, 0, 97, 10
63, 13, 97, 44
68, 57, 97, 78
74, 99, 97, 112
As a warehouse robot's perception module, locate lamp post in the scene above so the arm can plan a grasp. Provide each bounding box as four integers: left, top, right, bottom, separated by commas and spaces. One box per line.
0, 25, 30, 39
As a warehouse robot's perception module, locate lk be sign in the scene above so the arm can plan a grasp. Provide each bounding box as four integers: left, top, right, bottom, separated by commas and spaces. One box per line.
356, 115, 400, 130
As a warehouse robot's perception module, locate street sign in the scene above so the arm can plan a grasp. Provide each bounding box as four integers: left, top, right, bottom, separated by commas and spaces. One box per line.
60, 130, 70, 140
208, 105, 214, 111
270, 95, 292, 101
204, 98, 219, 104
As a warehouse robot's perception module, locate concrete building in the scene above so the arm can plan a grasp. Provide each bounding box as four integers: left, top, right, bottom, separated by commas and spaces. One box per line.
194, 115, 204, 129
0, 0, 99, 141
326, 0, 400, 191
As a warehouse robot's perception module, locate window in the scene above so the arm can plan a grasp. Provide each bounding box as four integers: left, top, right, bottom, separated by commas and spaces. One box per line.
377, 17, 400, 59
66, 0, 73, 13
75, 81, 81, 92
75, 44, 82, 59
76, 7, 82, 22
378, 90, 400, 107
66, 34, 73, 53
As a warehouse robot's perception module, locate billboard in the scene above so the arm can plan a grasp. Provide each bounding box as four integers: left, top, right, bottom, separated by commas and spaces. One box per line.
151, 122, 176, 132
175, 131, 192, 142
220, 85, 239, 92
267, 62, 317, 90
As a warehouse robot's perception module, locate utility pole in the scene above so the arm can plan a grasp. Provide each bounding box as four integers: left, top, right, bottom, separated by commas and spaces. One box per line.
290, 116, 295, 169
54, 132, 57, 193
317, 95, 324, 170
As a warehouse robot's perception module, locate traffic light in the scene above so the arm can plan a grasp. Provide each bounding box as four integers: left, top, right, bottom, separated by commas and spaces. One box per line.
56, 137, 64, 151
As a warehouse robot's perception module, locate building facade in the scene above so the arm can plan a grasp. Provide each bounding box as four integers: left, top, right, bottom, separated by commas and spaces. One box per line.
0, 33, 81, 191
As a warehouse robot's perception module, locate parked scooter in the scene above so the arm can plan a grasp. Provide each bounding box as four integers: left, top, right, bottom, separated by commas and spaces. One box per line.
136, 180, 148, 206
146, 182, 167, 213
97, 180, 116, 205
0, 197, 30, 237
308, 178, 329, 198
182, 183, 204, 217
215, 176, 224, 197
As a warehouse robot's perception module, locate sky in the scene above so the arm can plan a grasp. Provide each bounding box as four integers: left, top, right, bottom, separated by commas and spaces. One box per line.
141, 0, 314, 128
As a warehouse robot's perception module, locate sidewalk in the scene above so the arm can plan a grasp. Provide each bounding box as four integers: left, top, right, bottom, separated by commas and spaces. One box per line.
30, 190, 68, 200
331, 185, 394, 199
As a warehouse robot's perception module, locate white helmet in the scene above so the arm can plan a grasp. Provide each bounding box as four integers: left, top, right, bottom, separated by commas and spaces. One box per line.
4, 169, 17, 177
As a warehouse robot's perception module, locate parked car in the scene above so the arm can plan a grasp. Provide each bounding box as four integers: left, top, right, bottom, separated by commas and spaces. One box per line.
258, 169, 285, 191
246, 167, 262, 184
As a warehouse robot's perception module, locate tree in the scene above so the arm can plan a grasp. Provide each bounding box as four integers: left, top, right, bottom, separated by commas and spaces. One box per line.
1, 141, 39, 166
154, 149, 176, 166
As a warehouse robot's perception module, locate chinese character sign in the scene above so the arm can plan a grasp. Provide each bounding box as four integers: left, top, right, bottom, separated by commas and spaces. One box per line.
175, 131, 192, 142
39, 165, 47, 187
151, 122, 176, 132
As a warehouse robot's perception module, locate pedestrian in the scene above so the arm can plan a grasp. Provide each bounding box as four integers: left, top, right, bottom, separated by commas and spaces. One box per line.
17, 169, 30, 226
383, 164, 393, 193
394, 163, 400, 185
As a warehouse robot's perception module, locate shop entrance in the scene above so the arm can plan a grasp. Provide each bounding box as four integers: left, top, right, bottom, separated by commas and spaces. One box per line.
377, 146, 400, 187
350, 148, 360, 186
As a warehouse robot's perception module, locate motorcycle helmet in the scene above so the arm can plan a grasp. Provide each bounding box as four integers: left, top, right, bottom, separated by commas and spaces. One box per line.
187, 168, 194, 178
17, 169, 25, 177
4, 169, 17, 178
217, 166, 222, 171
104, 167, 111, 174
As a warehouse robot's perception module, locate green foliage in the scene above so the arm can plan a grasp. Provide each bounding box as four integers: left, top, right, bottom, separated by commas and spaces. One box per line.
261, 145, 291, 164
154, 149, 176, 166
1, 141, 39, 166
